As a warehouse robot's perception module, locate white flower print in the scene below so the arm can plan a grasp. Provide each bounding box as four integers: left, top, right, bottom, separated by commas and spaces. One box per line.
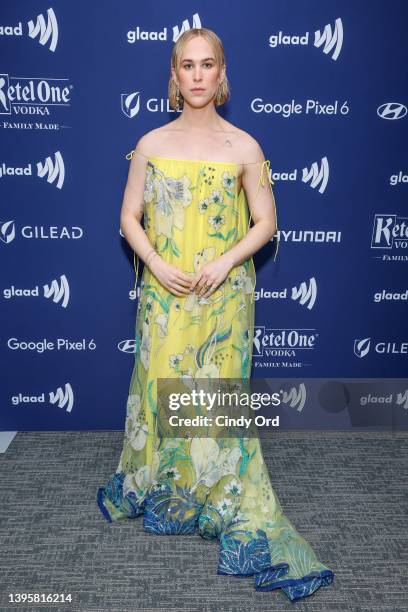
230, 265, 254, 294
140, 321, 152, 370
169, 353, 184, 369
208, 214, 226, 231
210, 189, 224, 205
198, 198, 210, 213
155, 312, 168, 338
221, 170, 236, 192
224, 478, 243, 497
162, 467, 181, 481
216, 497, 233, 516
126, 394, 141, 418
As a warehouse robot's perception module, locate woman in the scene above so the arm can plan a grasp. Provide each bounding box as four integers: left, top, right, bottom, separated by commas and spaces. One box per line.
97, 27, 334, 601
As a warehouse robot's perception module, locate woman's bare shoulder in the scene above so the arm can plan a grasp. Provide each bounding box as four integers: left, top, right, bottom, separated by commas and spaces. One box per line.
133, 123, 176, 158
221, 121, 264, 163
236, 131, 264, 163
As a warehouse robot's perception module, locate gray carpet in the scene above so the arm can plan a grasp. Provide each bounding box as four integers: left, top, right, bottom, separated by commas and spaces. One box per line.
0, 430, 406, 611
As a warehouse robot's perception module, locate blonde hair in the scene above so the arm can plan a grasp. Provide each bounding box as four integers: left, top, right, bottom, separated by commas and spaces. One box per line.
168, 27, 230, 110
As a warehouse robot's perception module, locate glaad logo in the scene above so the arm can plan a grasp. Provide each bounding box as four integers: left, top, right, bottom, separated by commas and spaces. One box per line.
3, 274, 70, 307
173, 13, 202, 42
377, 103, 407, 120
390, 171, 408, 186
49, 383, 74, 412
118, 340, 137, 353
0, 74, 72, 116
371, 214, 408, 257
0, 151, 65, 189
314, 17, 343, 60
126, 12, 201, 43
302, 157, 329, 194
354, 337, 408, 358
37, 151, 65, 189
281, 384, 307, 413
44, 274, 69, 307
0, 7, 58, 52
12, 382, 73, 412
268, 17, 343, 61
397, 389, 408, 411
374, 289, 408, 303
28, 7, 58, 52
291, 277, 317, 310
122, 92, 140, 118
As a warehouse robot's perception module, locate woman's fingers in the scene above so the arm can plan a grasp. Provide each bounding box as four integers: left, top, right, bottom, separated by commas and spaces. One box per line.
170, 281, 190, 295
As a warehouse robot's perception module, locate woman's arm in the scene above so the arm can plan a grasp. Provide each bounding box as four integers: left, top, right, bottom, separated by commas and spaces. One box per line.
120, 138, 192, 296
119, 138, 157, 265
220, 140, 278, 269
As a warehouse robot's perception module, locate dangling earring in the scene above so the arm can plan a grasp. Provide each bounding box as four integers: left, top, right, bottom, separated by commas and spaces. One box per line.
215, 81, 224, 105
215, 81, 223, 106
176, 85, 181, 111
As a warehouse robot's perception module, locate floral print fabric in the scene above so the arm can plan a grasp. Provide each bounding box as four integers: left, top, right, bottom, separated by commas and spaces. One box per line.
97, 155, 334, 601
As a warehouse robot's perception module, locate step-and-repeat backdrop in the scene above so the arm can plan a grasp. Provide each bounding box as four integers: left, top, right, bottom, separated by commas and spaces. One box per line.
1, 2, 407, 431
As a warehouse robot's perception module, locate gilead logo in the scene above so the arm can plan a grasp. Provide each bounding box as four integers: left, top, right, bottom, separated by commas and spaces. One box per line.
354, 337, 408, 358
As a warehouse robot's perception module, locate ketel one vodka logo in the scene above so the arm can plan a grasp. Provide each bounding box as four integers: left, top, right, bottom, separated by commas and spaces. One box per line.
371, 214, 408, 254
0, 151, 65, 189
269, 17, 343, 61
253, 328, 318, 357
0, 74, 72, 115
302, 157, 329, 194
0, 7, 59, 52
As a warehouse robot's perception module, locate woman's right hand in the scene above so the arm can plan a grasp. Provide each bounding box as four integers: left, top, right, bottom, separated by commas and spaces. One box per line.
149, 255, 192, 297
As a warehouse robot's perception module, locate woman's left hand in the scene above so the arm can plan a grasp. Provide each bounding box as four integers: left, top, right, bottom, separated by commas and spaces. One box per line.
189, 254, 235, 298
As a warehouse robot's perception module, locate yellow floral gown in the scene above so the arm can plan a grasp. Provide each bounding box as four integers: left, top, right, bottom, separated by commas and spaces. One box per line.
97, 151, 334, 601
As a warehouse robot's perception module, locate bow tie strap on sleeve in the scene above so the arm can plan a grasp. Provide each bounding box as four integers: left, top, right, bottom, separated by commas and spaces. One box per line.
248, 159, 279, 263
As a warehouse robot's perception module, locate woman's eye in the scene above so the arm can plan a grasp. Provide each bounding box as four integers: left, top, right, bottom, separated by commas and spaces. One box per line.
183, 63, 213, 69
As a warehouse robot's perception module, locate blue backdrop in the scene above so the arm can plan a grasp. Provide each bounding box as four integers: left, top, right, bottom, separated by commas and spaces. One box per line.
1, 1, 407, 430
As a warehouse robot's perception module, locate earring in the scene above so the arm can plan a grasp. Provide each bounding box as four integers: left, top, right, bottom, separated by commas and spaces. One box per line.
176, 86, 181, 111
216, 81, 223, 105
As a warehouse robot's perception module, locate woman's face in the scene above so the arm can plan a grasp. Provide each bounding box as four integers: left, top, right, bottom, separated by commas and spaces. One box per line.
172, 36, 225, 109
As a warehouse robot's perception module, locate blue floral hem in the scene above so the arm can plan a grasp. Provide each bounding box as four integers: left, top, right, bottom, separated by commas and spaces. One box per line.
97, 473, 335, 602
